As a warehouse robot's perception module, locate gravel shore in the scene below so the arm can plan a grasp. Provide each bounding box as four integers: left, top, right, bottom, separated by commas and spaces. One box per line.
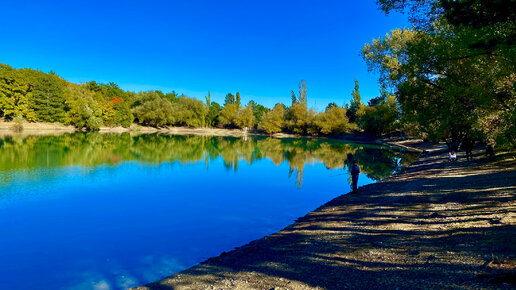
134, 141, 516, 289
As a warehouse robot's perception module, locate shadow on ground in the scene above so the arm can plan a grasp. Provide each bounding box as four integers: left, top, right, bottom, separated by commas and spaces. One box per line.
135, 145, 516, 289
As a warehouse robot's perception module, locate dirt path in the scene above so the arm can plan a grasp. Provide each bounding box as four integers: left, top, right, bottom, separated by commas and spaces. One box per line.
134, 142, 515, 289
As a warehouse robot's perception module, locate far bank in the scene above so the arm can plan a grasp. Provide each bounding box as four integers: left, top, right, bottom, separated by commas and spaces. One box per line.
0, 120, 422, 153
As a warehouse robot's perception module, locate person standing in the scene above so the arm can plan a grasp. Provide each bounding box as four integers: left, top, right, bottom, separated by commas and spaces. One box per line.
463, 136, 474, 161
350, 160, 360, 194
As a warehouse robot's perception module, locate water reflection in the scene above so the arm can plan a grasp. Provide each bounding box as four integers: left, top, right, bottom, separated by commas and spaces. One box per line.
0, 132, 419, 289
0, 133, 418, 188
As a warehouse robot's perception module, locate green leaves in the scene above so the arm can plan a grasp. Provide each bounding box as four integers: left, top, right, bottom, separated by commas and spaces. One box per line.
132, 91, 175, 127
259, 103, 285, 134
357, 95, 400, 137
368, 0, 516, 148
30, 72, 66, 123
317, 106, 351, 135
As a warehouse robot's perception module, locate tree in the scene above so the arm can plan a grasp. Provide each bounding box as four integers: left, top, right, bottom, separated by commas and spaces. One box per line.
132, 91, 174, 127
206, 101, 221, 127
235, 92, 241, 107
63, 84, 102, 130
306, 108, 320, 136
219, 103, 239, 128
224, 93, 235, 106
346, 79, 362, 123
0, 64, 35, 121
84, 81, 134, 127
259, 103, 285, 134
369, 0, 516, 147
357, 94, 400, 136
248, 100, 270, 126
205, 92, 211, 108
316, 105, 352, 135
30, 72, 66, 122
365, 1, 516, 148
165, 91, 178, 103
285, 80, 309, 134
285, 102, 308, 134
326, 102, 337, 110
173, 95, 207, 127
235, 104, 255, 129
378, 0, 516, 43
298, 80, 307, 104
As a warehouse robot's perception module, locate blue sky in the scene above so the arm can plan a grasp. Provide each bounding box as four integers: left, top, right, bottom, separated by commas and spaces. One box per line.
0, 0, 408, 110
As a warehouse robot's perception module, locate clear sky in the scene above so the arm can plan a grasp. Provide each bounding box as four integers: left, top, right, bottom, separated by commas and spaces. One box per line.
0, 0, 408, 110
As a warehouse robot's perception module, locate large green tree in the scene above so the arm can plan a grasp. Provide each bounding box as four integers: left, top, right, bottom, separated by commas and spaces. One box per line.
206, 101, 221, 127
248, 100, 270, 126
364, 0, 515, 148
357, 94, 400, 137
132, 91, 174, 127
219, 103, 239, 128
317, 105, 353, 135
235, 104, 256, 129
30, 72, 66, 123
170, 95, 207, 127
0, 64, 35, 120
259, 103, 286, 134
63, 84, 102, 130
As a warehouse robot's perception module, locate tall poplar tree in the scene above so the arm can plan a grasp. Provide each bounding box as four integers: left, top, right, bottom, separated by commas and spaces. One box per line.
347, 79, 362, 123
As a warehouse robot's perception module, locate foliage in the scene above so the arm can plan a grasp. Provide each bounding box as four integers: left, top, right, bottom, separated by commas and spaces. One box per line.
29, 72, 66, 123
86, 81, 133, 127
363, 1, 516, 148
285, 80, 310, 134
206, 101, 221, 127
363, 6, 516, 145
235, 92, 241, 107
285, 101, 308, 134
357, 94, 400, 136
248, 100, 270, 126
169, 95, 207, 127
0, 133, 419, 188
224, 93, 235, 106
235, 104, 256, 129
0, 64, 384, 138
219, 103, 239, 128
164, 91, 178, 103
63, 84, 102, 130
0, 64, 35, 121
131, 91, 174, 127
346, 79, 363, 123
326, 102, 337, 110
316, 105, 352, 135
306, 108, 320, 136
259, 103, 285, 134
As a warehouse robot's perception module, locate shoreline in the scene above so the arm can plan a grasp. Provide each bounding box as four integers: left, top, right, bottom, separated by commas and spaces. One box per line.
0, 120, 289, 138
0, 121, 422, 153
134, 141, 515, 289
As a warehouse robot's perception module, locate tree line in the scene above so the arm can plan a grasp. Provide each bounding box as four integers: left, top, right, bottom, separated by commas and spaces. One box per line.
0, 63, 400, 137
3, 0, 513, 150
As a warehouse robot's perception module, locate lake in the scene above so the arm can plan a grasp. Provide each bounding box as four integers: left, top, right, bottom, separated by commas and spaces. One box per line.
0, 133, 417, 289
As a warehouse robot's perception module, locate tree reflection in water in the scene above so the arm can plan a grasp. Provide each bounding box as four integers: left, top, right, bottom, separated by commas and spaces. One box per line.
0, 133, 418, 188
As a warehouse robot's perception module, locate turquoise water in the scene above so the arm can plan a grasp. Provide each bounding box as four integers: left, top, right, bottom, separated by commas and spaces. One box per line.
0, 133, 417, 289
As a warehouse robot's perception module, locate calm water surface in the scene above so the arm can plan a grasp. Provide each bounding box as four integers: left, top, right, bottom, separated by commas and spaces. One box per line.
0, 133, 417, 289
